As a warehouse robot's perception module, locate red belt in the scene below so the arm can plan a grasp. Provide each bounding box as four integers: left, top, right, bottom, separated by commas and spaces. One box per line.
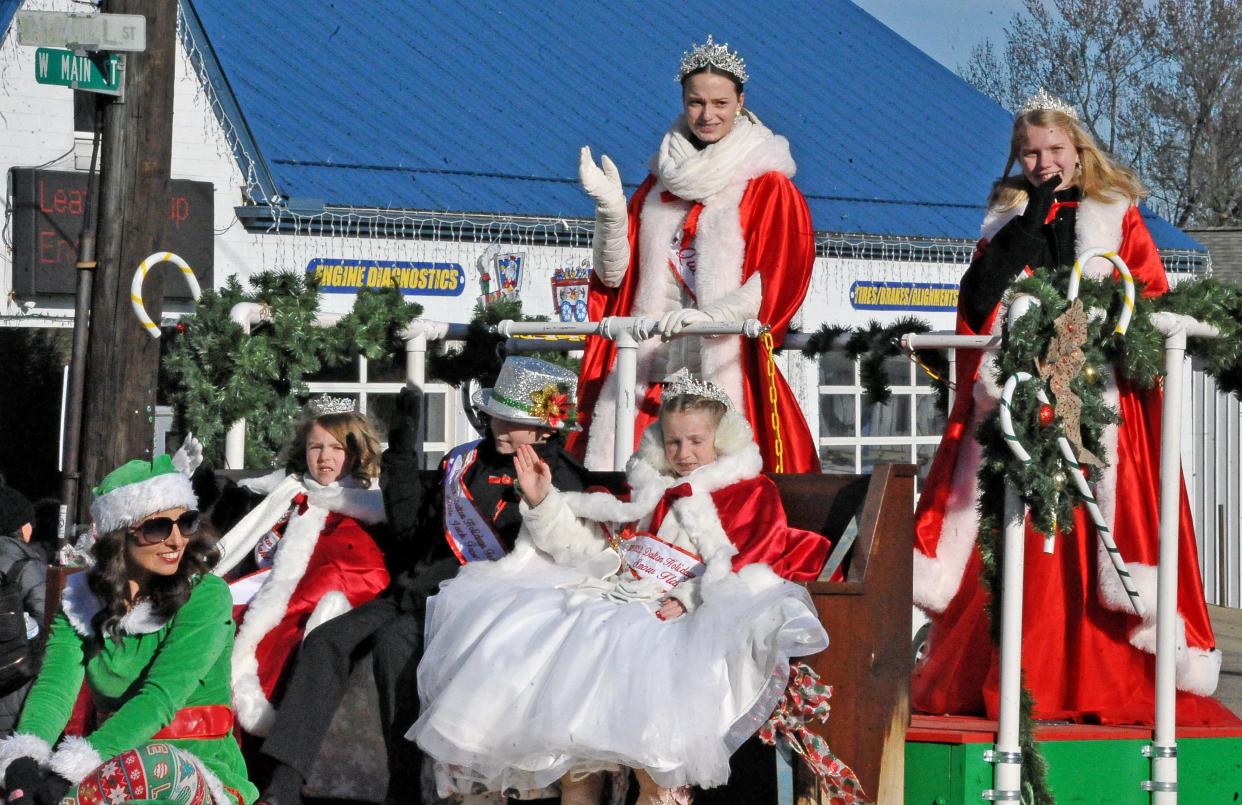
100, 705, 235, 740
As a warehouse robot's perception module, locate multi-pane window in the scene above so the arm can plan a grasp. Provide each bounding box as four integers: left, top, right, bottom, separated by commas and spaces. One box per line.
817, 353, 945, 487
305, 353, 454, 469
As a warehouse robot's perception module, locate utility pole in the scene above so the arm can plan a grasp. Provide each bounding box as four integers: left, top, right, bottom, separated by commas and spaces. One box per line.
76, 0, 177, 523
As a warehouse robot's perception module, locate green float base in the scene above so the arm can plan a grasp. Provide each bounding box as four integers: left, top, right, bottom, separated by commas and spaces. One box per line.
904, 715, 1242, 804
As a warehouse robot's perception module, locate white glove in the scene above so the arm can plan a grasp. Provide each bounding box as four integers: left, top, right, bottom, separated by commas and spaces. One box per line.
658, 308, 710, 339
172, 432, 204, 476
579, 146, 630, 287
579, 146, 624, 208
697, 272, 764, 325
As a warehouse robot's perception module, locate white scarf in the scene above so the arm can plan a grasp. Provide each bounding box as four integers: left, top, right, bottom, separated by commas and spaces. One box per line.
651, 111, 777, 201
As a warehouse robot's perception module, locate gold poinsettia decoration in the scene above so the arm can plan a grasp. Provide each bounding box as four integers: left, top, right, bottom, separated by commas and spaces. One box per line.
529, 383, 575, 427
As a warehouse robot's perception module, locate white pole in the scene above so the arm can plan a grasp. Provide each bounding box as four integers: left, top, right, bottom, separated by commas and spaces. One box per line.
606, 318, 641, 472
224, 302, 268, 469
1147, 328, 1186, 804
986, 483, 1026, 802
58, 364, 69, 472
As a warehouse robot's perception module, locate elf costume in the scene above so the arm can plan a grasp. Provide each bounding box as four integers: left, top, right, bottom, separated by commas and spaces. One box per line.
0, 455, 257, 805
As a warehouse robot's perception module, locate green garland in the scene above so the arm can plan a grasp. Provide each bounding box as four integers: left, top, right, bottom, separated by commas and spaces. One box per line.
161, 271, 421, 468
426, 299, 580, 389
973, 268, 1242, 804
799, 317, 950, 412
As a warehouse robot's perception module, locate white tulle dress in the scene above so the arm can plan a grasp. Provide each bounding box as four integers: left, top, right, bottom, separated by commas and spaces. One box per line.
409, 416, 829, 794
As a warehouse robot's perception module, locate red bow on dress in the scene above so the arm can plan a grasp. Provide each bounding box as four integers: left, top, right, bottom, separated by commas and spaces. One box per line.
650, 483, 694, 532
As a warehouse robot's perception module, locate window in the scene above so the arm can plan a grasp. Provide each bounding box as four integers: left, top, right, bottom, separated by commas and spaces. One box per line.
306, 354, 455, 470
817, 355, 946, 489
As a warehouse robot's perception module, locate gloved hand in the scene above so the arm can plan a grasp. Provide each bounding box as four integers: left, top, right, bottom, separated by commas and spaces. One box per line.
579, 146, 630, 287
1018, 176, 1062, 233
578, 147, 624, 210
5, 756, 47, 805
172, 432, 204, 476
386, 385, 423, 455
35, 772, 71, 805
657, 308, 710, 339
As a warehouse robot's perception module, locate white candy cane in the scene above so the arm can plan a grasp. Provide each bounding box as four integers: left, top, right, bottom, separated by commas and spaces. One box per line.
131, 252, 201, 338
1069, 247, 1136, 334
999, 371, 1145, 617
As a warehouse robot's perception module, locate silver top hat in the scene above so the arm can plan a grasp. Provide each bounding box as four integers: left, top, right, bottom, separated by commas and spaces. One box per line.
472, 356, 580, 430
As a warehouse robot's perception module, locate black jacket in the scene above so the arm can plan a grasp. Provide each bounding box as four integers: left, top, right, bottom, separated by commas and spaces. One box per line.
380, 436, 591, 610
959, 187, 1081, 331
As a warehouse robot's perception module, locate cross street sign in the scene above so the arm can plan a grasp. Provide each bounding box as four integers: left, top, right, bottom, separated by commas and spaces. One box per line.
16, 10, 146, 52
35, 48, 124, 96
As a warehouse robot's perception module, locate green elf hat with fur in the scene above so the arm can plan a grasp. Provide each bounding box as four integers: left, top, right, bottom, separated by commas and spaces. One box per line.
90, 454, 198, 535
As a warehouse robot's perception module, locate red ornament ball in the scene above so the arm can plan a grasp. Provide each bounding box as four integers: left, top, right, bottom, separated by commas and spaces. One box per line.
1038, 403, 1055, 427
176, 322, 187, 333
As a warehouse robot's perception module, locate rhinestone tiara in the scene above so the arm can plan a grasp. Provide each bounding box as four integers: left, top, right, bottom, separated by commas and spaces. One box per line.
305, 394, 356, 417
1016, 87, 1078, 120
677, 34, 749, 84
662, 369, 733, 409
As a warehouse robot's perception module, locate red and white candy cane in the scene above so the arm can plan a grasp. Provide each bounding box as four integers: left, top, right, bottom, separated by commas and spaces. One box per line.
131, 252, 200, 338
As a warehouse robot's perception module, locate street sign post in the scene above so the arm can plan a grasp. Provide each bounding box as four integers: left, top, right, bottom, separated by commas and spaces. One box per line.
16, 10, 146, 52
34, 48, 124, 96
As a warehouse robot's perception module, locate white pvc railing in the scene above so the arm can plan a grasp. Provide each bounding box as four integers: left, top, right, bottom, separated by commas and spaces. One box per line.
901, 311, 1219, 805
223, 300, 1214, 802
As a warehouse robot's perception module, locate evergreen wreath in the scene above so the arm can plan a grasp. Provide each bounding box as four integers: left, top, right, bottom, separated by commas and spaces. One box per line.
972, 267, 1242, 804
161, 271, 422, 468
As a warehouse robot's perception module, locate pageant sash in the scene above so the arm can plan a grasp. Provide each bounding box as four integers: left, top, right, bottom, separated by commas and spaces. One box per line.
442, 440, 507, 563
620, 532, 705, 593
665, 203, 703, 304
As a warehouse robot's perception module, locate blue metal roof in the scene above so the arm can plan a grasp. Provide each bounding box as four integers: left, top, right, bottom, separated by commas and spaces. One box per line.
184, 0, 1203, 252
0, 0, 22, 44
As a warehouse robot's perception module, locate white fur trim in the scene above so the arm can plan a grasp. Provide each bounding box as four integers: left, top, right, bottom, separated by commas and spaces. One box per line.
1182, 647, 1223, 696
304, 589, 352, 637
231, 501, 331, 736
0, 733, 52, 777
60, 573, 168, 637
238, 468, 289, 495
48, 736, 102, 784
1075, 195, 1129, 278
90, 472, 198, 535
980, 204, 1021, 242
584, 130, 795, 469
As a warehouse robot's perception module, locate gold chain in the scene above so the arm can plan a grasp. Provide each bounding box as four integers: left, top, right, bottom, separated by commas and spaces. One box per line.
761, 331, 785, 472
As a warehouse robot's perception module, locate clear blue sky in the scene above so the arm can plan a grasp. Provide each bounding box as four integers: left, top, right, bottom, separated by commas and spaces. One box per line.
851, 0, 1028, 74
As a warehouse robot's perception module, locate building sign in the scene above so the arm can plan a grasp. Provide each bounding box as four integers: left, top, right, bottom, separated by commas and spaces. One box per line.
849, 280, 959, 312
10, 168, 213, 298
551, 260, 591, 322
307, 258, 466, 296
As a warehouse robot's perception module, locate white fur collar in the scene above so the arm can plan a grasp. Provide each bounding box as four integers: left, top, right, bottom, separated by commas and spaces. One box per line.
60, 572, 171, 637
241, 472, 385, 525
649, 112, 796, 202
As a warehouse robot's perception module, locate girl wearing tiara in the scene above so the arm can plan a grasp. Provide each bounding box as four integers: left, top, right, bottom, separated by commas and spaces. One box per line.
911, 91, 1233, 724
411, 373, 831, 804
216, 396, 390, 738
570, 35, 819, 475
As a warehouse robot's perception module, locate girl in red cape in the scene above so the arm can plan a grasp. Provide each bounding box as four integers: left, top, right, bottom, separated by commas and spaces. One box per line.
410, 376, 830, 804
216, 398, 390, 738
912, 91, 1236, 726
568, 35, 818, 474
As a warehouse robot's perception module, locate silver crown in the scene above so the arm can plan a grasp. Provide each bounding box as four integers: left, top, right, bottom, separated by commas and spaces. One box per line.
662, 369, 733, 409
677, 34, 749, 84
1017, 87, 1078, 120
305, 394, 356, 417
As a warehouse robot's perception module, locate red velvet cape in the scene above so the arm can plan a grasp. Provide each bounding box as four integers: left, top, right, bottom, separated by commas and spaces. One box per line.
567, 173, 820, 473
912, 205, 1234, 725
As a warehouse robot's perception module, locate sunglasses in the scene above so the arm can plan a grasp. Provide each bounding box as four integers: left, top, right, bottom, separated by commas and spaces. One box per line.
129, 511, 200, 545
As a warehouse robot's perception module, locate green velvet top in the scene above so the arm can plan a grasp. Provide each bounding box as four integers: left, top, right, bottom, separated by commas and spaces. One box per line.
18, 573, 256, 804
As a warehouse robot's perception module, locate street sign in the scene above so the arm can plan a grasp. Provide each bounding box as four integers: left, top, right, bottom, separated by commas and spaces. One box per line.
35, 48, 124, 96
16, 10, 146, 52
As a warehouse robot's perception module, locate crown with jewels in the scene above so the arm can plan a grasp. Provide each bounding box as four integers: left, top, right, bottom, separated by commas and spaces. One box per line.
305, 394, 356, 417
662, 369, 733, 409
1017, 87, 1078, 120
677, 34, 749, 84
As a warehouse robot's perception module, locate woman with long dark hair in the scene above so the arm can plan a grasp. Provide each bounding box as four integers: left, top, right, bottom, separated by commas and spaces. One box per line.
0, 455, 257, 805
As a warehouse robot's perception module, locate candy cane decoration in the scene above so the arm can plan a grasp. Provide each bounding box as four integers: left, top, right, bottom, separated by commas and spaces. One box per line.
1069, 247, 1136, 334
131, 252, 200, 338
1000, 373, 1146, 617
